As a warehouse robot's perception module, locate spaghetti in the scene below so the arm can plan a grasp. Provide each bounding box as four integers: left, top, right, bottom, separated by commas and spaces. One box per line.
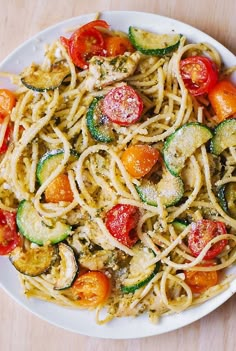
0, 19, 235, 325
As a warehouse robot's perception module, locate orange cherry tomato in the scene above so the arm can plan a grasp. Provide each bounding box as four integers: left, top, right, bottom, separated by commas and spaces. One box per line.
121, 144, 160, 178
72, 271, 110, 308
185, 267, 218, 293
45, 174, 74, 203
104, 36, 134, 56
209, 80, 236, 122
0, 89, 16, 116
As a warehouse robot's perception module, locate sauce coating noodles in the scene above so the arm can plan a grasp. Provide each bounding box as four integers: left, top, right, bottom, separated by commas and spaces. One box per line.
0, 21, 235, 325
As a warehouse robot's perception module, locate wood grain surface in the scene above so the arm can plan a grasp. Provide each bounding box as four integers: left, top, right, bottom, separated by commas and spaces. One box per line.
0, 1, 235, 350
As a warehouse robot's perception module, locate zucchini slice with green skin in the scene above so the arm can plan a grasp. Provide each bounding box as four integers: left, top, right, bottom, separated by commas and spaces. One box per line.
21, 61, 70, 92
86, 97, 115, 143
16, 200, 72, 245
218, 183, 236, 219
210, 119, 236, 155
36, 149, 79, 185
128, 26, 181, 56
9, 245, 58, 276
136, 171, 184, 207
54, 243, 78, 290
163, 122, 213, 176
172, 219, 188, 233
121, 243, 160, 294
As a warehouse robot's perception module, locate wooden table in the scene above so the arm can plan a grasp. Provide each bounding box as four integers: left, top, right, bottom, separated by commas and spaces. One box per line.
0, 1, 235, 350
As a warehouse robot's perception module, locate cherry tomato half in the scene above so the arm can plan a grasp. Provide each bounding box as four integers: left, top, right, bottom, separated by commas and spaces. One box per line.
69, 28, 105, 69
0, 210, 21, 255
105, 204, 140, 248
185, 265, 218, 293
45, 174, 74, 203
188, 219, 228, 260
72, 271, 110, 308
102, 85, 143, 126
180, 56, 218, 96
121, 144, 160, 179
0, 118, 12, 154
60, 20, 109, 69
70, 20, 109, 39
0, 89, 16, 116
208, 80, 236, 122
104, 36, 134, 56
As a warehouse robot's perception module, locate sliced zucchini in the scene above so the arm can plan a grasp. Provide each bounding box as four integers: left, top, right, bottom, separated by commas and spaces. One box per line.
136, 170, 184, 207
163, 122, 213, 176
86, 97, 115, 143
210, 119, 236, 155
9, 245, 58, 276
172, 219, 188, 233
128, 26, 181, 56
36, 149, 79, 185
16, 200, 72, 245
54, 243, 78, 290
21, 61, 70, 92
218, 183, 236, 219
121, 242, 160, 294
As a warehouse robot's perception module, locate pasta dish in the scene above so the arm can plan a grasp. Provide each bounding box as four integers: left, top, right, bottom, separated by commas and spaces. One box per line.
0, 17, 236, 325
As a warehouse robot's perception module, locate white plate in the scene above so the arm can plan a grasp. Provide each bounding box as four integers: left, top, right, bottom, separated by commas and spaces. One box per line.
0, 11, 235, 339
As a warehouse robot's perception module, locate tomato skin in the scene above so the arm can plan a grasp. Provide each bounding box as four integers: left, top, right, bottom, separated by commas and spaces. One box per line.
60, 20, 109, 69
188, 219, 228, 260
121, 144, 160, 178
0, 120, 11, 154
105, 204, 140, 248
72, 271, 110, 308
0, 89, 15, 154
70, 20, 109, 39
69, 28, 105, 69
102, 86, 143, 126
0, 210, 21, 255
45, 174, 74, 203
185, 266, 218, 293
0, 89, 16, 116
208, 80, 236, 122
104, 36, 134, 56
60, 36, 70, 50
180, 56, 218, 96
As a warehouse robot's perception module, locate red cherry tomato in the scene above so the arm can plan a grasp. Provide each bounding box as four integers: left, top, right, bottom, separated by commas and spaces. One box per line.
70, 20, 109, 38
0, 210, 21, 255
102, 85, 143, 126
0, 114, 12, 154
69, 28, 105, 69
188, 219, 228, 260
180, 56, 218, 96
105, 204, 140, 248
60, 36, 70, 50
60, 20, 109, 69
0, 125, 11, 154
